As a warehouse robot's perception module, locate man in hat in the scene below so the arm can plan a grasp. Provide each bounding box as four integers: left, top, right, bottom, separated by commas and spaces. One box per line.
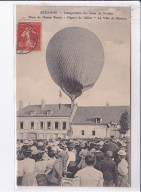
117, 150, 128, 187
67, 143, 77, 177
120, 143, 127, 152
100, 150, 117, 187
21, 140, 30, 152
61, 144, 69, 173
77, 148, 88, 170
28, 139, 33, 146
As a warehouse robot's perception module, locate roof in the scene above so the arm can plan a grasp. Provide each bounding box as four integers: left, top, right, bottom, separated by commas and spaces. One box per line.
17, 104, 72, 117
72, 106, 130, 125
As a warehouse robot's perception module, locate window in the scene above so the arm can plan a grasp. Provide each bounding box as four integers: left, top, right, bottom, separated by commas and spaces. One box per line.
55, 122, 59, 130
94, 116, 102, 124
47, 122, 51, 129
31, 122, 34, 129
81, 130, 84, 135
40, 122, 43, 129
47, 110, 52, 116
30, 111, 34, 116
92, 130, 95, 136
96, 118, 101, 124
20, 121, 23, 129
63, 122, 66, 130
30, 110, 36, 116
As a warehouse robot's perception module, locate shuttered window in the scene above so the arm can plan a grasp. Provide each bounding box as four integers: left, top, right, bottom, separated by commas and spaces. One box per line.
81, 130, 84, 135
63, 122, 66, 130
20, 122, 23, 129
92, 130, 95, 136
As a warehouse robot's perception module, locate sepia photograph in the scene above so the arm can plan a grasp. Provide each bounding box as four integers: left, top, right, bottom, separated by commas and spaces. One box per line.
16, 5, 131, 188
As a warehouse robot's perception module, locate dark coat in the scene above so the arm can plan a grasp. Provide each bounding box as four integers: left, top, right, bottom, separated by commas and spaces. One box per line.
100, 158, 117, 182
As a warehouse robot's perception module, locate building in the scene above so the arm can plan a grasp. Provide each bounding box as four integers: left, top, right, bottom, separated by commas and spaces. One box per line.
17, 100, 130, 140
71, 106, 130, 138
17, 100, 77, 140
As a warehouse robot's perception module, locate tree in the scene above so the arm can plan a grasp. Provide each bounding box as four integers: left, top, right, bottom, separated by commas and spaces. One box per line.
119, 110, 130, 134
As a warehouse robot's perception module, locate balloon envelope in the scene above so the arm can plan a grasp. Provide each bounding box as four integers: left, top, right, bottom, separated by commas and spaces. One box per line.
46, 27, 104, 101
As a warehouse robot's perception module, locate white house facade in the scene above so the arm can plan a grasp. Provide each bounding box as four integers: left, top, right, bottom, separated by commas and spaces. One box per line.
71, 125, 107, 138
17, 101, 76, 140
17, 116, 70, 140
17, 101, 130, 140
71, 106, 130, 139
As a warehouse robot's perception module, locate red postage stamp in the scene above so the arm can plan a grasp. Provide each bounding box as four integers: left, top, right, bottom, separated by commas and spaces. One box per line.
16, 22, 41, 54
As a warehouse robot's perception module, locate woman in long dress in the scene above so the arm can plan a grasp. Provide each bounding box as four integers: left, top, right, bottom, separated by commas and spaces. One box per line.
34, 152, 48, 186
49, 151, 64, 186
21, 150, 37, 186
17, 150, 24, 186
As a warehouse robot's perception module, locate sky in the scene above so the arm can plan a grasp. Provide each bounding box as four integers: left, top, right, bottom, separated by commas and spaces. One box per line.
16, 6, 130, 109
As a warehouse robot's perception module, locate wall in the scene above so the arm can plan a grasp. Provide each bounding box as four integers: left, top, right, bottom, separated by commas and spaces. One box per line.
71, 125, 121, 139
17, 116, 70, 140
17, 116, 70, 130
17, 129, 67, 140
71, 125, 107, 138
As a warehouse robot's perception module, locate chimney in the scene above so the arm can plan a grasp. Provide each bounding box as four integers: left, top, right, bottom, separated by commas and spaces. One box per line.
19, 100, 23, 110
41, 99, 45, 109
106, 102, 110, 107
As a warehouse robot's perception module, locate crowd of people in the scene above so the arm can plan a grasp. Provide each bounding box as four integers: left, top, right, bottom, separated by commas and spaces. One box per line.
17, 136, 130, 187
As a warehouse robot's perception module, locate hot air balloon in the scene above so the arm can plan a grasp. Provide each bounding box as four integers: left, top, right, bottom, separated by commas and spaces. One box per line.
46, 27, 104, 107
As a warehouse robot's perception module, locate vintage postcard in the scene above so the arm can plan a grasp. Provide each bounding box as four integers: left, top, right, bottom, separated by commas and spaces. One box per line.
16, 5, 131, 187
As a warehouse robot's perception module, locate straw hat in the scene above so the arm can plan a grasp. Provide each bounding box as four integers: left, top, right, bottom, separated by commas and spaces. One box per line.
31, 146, 42, 155
75, 141, 80, 146
28, 140, 33, 146
99, 141, 104, 146
122, 143, 126, 147
95, 150, 101, 153
38, 141, 44, 146
31, 149, 40, 155
48, 142, 54, 147
90, 148, 96, 153
24, 140, 29, 145
31, 148, 44, 155
118, 150, 127, 156
30, 146, 37, 151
